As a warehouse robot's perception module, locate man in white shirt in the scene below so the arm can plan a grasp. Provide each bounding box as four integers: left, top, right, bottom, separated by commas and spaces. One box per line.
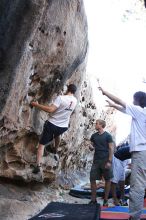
99, 87, 146, 220
31, 84, 77, 174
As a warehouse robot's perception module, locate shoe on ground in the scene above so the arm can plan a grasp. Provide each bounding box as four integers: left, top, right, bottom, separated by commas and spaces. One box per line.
32, 165, 41, 174
103, 199, 108, 206
119, 199, 128, 206
88, 200, 97, 204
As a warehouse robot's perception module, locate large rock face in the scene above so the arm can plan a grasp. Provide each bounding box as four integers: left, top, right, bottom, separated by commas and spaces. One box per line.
0, 0, 89, 182
0, 0, 116, 185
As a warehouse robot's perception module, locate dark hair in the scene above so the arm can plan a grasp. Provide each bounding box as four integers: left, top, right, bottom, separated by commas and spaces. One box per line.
67, 84, 77, 94
133, 91, 146, 108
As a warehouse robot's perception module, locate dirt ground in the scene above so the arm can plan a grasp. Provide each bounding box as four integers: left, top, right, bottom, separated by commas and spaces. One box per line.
0, 179, 107, 220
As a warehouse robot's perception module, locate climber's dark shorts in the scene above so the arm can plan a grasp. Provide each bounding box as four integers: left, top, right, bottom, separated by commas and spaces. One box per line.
39, 120, 68, 145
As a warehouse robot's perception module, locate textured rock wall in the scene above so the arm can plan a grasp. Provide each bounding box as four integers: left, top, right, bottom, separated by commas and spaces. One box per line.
0, 0, 116, 185
0, 0, 89, 182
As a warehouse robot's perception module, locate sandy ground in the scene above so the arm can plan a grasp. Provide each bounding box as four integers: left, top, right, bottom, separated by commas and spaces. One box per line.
0, 179, 123, 220
0, 180, 105, 220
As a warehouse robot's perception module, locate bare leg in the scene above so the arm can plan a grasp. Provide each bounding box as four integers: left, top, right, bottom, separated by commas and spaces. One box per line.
91, 181, 97, 201
37, 144, 45, 166
119, 180, 125, 199
111, 182, 119, 205
104, 180, 111, 201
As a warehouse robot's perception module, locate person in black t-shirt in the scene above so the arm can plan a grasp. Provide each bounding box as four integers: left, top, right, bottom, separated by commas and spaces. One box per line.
89, 119, 114, 206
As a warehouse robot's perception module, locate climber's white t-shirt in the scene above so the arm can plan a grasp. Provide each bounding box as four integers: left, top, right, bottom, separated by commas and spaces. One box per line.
48, 95, 77, 128
125, 104, 146, 152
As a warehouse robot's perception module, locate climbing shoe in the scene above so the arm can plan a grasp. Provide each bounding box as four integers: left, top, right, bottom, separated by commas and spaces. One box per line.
119, 199, 128, 206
